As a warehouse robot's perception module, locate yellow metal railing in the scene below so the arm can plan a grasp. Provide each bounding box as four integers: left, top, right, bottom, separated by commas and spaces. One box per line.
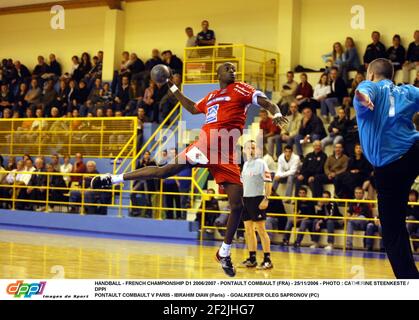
183, 44, 280, 92
1, 168, 418, 252
0, 117, 137, 158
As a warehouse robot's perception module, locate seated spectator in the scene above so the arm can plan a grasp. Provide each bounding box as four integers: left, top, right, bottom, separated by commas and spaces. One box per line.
321, 107, 349, 149
162, 50, 183, 76
294, 106, 326, 157
365, 214, 384, 252
406, 190, 419, 252
27, 157, 47, 211
60, 154, 73, 186
312, 73, 331, 111
48, 53, 62, 77
78, 52, 92, 80
334, 143, 372, 199
322, 42, 346, 76
140, 79, 155, 119
3, 160, 26, 209
342, 72, 365, 118
159, 73, 181, 123
40, 79, 58, 115
13, 61, 31, 84
322, 67, 348, 121
6, 156, 16, 171
279, 71, 298, 114
196, 20, 216, 46
402, 30, 419, 84
99, 82, 114, 110
343, 36, 361, 73
45, 162, 67, 212
312, 142, 349, 198
387, 34, 406, 71
273, 145, 300, 198
280, 101, 302, 148
120, 51, 131, 75
259, 109, 281, 159
70, 152, 86, 184
363, 31, 387, 69
127, 53, 145, 79
145, 49, 163, 71
282, 187, 316, 246
295, 140, 327, 197
295, 73, 313, 104
70, 55, 82, 82
74, 80, 89, 110
56, 79, 69, 112
13, 82, 28, 117
342, 116, 360, 157
312, 190, 342, 250
32, 55, 49, 79
24, 79, 42, 108
0, 84, 13, 117
69, 160, 110, 214
114, 75, 131, 115
346, 187, 372, 250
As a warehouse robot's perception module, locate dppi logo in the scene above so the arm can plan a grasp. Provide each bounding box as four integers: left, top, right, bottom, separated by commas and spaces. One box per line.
6, 280, 46, 298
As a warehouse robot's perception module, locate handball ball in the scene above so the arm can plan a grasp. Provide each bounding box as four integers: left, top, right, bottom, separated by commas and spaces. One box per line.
150, 64, 171, 84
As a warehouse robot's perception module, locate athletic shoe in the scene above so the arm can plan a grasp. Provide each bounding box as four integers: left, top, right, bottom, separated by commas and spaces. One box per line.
238, 259, 257, 268
256, 260, 273, 270
215, 250, 236, 277
91, 174, 113, 189
310, 243, 319, 249
324, 244, 333, 251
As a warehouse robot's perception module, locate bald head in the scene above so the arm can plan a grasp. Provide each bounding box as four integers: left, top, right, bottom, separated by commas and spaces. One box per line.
367, 58, 394, 81
217, 62, 236, 86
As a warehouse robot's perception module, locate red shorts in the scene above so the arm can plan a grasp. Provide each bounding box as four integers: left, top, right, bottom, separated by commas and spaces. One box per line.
178, 142, 242, 186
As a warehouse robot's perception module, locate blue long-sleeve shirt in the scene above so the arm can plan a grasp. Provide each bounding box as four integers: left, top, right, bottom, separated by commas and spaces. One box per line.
354, 79, 419, 167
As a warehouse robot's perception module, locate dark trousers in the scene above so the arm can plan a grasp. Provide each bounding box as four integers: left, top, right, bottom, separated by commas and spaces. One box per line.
163, 183, 181, 219
374, 141, 419, 279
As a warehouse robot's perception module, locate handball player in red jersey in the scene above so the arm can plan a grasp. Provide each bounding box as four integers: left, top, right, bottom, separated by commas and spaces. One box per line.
92, 62, 287, 277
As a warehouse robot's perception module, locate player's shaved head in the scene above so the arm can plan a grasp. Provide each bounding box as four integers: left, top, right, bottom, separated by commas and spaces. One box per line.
217, 62, 236, 87
367, 58, 394, 81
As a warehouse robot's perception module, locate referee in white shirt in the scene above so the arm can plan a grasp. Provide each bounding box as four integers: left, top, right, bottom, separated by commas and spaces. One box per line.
239, 140, 273, 270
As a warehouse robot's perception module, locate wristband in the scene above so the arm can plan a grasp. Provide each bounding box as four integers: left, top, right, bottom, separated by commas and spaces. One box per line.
170, 84, 179, 93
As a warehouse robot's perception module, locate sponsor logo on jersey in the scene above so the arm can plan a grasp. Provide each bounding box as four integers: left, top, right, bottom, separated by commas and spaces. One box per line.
205, 104, 219, 124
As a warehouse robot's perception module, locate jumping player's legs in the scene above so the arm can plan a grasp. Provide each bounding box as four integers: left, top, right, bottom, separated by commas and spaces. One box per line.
222, 183, 244, 245
123, 163, 189, 181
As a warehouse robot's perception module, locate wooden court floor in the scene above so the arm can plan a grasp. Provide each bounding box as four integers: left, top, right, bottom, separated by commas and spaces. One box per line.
0, 230, 403, 279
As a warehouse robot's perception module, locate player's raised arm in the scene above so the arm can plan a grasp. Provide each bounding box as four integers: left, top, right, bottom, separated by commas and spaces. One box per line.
355, 89, 375, 111
257, 96, 288, 127
167, 79, 201, 114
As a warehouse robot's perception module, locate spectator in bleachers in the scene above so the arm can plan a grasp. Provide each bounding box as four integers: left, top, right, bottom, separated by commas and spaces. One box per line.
24, 78, 42, 108
273, 145, 300, 198
159, 73, 181, 123
120, 51, 131, 75
163, 148, 181, 219
45, 162, 67, 212
322, 67, 348, 122
294, 105, 326, 158
312, 73, 331, 111
70, 152, 86, 184
2, 107, 11, 119
85, 55, 102, 83
13, 61, 31, 84
127, 53, 146, 79
343, 37, 361, 73
70, 55, 82, 82
56, 79, 69, 113
334, 143, 372, 199
259, 109, 281, 159
135, 107, 149, 152
26, 157, 47, 211
60, 154, 73, 187
342, 72, 365, 118
402, 30, 419, 84
6, 156, 16, 171
78, 52, 92, 80
99, 82, 113, 110
362, 171, 377, 201
312, 142, 349, 198
279, 71, 298, 114
322, 42, 345, 75
197, 20, 216, 46
40, 79, 58, 115
282, 187, 316, 246
342, 116, 360, 157
48, 53, 62, 77
295, 73, 313, 103
115, 75, 131, 115
140, 79, 155, 119
0, 84, 13, 117
363, 31, 387, 69
406, 190, 419, 252
280, 101, 302, 148
145, 49, 163, 71
387, 34, 406, 71
295, 140, 327, 198
312, 190, 342, 250
13, 82, 28, 116
3, 160, 26, 209
32, 55, 49, 79
74, 80, 89, 109
414, 71, 419, 87
365, 214, 384, 252
185, 27, 197, 48
265, 189, 287, 241
50, 154, 60, 172
346, 186, 372, 250
162, 50, 183, 76
16, 108, 34, 142
321, 107, 348, 149
196, 188, 220, 233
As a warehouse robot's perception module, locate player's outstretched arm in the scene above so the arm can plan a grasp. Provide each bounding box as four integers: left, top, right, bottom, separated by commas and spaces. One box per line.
257, 96, 289, 127
355, 90, 374, 111
167, 79, 200, 115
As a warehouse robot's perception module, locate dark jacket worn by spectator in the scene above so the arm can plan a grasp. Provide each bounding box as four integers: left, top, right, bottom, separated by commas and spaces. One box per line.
49, 60, 62, 77
327, 77, 348, 103
387, 45, 406, 70
363, 41, 387, 65
348, 202, 372, 218
406, 41, 419, 63
300, 150, 328, 178
298, 114, 327, 139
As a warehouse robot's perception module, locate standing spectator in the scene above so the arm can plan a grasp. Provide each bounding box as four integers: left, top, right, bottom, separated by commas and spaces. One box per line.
162, 50, 183, 75
48, 53, 62, 77
312, 191, 342, 249
343, 36, 361, 72
280, 101, 302, 148
259, 109, 281, 159
406, 190, 419, 252
334, 143, 373, 199
279, 71, 298, 113
294, 106, 326, 158
321, 107, 348, 148
346, 187, 372, 250
273, 145, 300, 198
282, 187, 316, 246
196, 20, 216, 46
70, 152, 86, 184
402, 30, 419, 84
387, 34, 406, 72
60, 154, 73, 186
363, 31, 387, 69
312, 142, 349, 198
145, 49, 163, 71
185, 27, 197, 47
295, 140, 327, 196
323, 67, 348, 121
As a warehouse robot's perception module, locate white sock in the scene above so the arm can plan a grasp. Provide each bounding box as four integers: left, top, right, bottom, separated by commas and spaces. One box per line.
111, 174, 124, 184
219, 242, 231, 257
